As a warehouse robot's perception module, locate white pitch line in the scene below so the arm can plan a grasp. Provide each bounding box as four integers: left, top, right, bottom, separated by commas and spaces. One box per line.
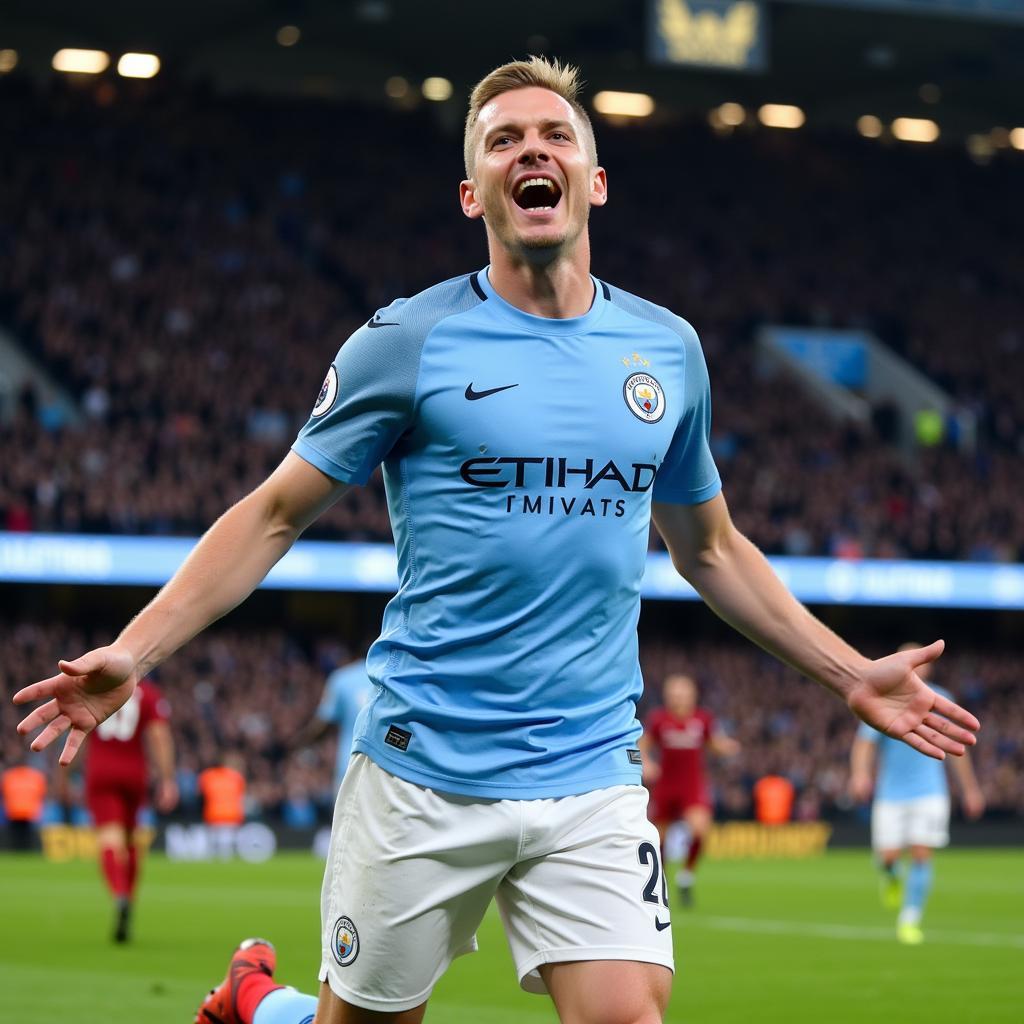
694, 915, 1024, 950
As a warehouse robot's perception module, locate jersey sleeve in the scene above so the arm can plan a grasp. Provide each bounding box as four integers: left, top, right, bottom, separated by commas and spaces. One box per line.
316, 673, 343, 724
652, 322, 722, 505
703, 709, 717, 741
291, 300, 421, 484
139, 681, 170, 726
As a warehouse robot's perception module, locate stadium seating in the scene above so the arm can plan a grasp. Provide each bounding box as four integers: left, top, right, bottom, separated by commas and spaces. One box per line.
1, 621, 1018, 820
1, 81, 1021, 560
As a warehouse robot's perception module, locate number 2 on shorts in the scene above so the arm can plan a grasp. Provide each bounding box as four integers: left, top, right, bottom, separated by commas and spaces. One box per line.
637, 841, 669, 907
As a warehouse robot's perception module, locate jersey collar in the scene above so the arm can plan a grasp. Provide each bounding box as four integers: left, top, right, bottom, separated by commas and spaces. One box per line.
475, 265, 609, 336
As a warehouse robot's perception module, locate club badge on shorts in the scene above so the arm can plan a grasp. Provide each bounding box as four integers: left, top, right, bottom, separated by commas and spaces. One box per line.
331, 915, 360, 966
623, 372, 665, 423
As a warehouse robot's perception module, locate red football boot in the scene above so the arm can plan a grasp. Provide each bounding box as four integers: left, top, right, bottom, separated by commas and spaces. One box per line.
194, 938, 278, 1024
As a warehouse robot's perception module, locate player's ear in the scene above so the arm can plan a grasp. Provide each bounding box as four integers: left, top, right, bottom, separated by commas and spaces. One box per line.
460, 179, 484, 220
589, 166, 608, 208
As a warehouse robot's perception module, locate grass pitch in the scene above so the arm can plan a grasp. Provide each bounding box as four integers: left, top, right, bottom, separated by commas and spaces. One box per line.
1, 849, 1020, 1023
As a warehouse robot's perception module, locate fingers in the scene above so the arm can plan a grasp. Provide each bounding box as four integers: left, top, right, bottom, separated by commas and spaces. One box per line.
922, 709, 977, 747
12, 674, 63, 706
930, 693, 981, 735
907, 638, 945, 667
58, 651, 104, 677
912, 721, 965, 758
30, 713, 71, 752
59, 727, 87, 766
902, 729, 946, 761
15, 698, 63, 736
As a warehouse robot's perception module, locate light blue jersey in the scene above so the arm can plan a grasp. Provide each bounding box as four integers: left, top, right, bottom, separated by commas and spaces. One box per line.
317, 660, 374, 787
858, 686, 952, 802
293, 268, 721, 798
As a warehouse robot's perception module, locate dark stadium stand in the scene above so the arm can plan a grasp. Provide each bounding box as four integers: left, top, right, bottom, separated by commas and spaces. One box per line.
1, 81, 1021, 559
1, 81, 1020, 828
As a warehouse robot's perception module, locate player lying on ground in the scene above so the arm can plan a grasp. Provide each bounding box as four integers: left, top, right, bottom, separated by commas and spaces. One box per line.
14, 57, 979, 1024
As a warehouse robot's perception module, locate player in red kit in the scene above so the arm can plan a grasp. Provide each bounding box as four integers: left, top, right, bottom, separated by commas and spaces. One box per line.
641, 673, 740, 906
58, 677, 178, 942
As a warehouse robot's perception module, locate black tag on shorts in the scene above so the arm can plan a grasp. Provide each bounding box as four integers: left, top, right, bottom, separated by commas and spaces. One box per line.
627, 748, 643, 765
385, 725, 412, 751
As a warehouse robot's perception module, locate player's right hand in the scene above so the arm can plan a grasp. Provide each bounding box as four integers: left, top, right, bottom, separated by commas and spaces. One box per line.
13, 646, 139, 766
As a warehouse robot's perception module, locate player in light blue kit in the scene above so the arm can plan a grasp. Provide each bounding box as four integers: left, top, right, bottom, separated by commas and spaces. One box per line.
15, 58, 980, 1024
291, 654, 374, 789
850, 643, 984, 945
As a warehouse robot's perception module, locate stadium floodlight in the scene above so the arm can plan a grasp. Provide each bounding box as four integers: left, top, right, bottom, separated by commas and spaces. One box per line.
593, 91, 655, 118
717, 102, 746, 126
891, 117, 939, 143
422, 77, 453, 102
276, 25, 301, 47
52, 48, 110, 74
758, 104, 805, 129
989, 127, 1010, 149
966, 134, 995, 162
117, 53, 160, 79
857, 115, 883, 139
1010, 128, 1024, 151
0, 49, 17, 73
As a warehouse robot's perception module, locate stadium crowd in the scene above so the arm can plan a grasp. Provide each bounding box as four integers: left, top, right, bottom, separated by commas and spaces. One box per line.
1, 620, 1019, 824
1, 79, 1022, 560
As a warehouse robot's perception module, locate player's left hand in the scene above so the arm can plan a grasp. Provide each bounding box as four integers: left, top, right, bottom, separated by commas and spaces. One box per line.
846, 639, 979, 760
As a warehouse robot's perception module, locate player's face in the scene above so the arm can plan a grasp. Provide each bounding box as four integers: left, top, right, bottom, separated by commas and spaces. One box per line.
664, 675, 696, 716
460, 87, 607, 261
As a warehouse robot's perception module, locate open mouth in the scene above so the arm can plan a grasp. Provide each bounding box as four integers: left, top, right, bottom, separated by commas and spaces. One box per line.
513, 176, 562, 212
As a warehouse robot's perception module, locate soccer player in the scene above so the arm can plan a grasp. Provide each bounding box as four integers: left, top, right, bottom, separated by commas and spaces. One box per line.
58, 676, 177, 942
849, 643, 985, 945
641, 672, 739, 905
289, 653, 374, 788
15, 57, 979, 1024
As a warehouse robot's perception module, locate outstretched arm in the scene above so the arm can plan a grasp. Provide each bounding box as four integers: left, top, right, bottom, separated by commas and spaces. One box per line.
708, 732, 740, 758
652, 494, 979, 759
146, 720, 179, 814
848, 736, 877, 802
15, 452, 349, 764
949, 750, 985, 819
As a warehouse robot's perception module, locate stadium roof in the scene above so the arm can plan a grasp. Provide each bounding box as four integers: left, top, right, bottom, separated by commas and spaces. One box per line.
3, 0, 1024, 136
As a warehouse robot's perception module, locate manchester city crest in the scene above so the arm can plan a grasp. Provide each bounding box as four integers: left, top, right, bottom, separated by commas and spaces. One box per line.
311, 365, 338, 418
623, 372, 665, 423
331, 915, 360, 966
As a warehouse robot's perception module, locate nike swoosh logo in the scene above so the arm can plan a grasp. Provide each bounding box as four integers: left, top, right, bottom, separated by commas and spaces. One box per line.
655, 918, 672, 931
465, 383, 519, 401
366, 318, 400, 329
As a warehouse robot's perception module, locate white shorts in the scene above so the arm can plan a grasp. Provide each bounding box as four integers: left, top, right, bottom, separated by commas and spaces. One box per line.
318, 754, 674, 1013
871, 794, 950, 851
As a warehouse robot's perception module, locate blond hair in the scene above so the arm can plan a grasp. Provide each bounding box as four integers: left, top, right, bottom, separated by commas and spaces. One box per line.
463, 56, 598, 175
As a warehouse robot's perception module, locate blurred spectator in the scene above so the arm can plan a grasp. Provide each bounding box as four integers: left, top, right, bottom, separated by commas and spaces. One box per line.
3, 621, 1019, 823
753, 775, 796, 825
2, 759, 47, 849
198, 753, 246, 827
0, 82, 1020, 560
